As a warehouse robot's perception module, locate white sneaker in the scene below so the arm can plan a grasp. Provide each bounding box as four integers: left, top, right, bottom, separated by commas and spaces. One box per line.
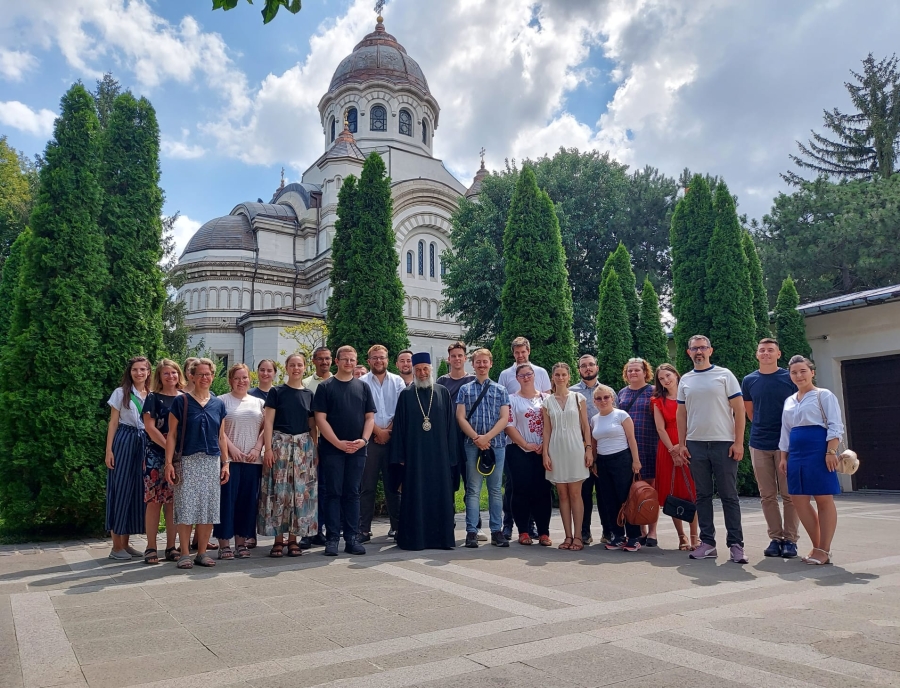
476, 529, 488, 542
108, 549, 131, 560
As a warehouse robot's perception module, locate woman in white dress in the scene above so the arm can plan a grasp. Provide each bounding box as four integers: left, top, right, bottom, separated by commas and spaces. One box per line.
542, 363, 592, 551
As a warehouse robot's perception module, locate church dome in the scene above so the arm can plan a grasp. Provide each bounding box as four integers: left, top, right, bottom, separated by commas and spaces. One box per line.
327, 19, 430, 97
182, 215, 254, 256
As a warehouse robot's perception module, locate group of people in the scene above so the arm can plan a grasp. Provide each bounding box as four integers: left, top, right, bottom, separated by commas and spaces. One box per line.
103, 333, 846, 569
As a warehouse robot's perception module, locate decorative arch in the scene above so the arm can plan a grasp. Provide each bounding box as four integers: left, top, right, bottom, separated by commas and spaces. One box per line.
329, 116, 336, 142
346, 106, 358, 133
422, 118, 428, 144
417, 240, 424, 275
393, 211, 454, 246
399, 108, 412, 137
370, 104, 387, 131
429, 242, 436, 278
200, 288, 208, 310
406, 251, 413, 275
231, 288, 240, 310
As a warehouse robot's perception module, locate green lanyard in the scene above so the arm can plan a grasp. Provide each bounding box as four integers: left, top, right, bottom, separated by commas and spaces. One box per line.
130, 392, 144, 415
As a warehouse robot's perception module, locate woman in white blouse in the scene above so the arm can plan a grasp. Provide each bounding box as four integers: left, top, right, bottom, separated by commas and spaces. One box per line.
214, 364, 266, 559
778, 356, 844, 565
505, 364, 552, 546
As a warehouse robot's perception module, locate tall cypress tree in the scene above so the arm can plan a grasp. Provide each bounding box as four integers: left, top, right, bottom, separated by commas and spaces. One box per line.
774, 276, 812, 366
670, 174, 715, 372
326, 174, 358, 355
596, 269, 632, 386
327, 153, 408, 357
0, 83, 110, 530
705, 182, 757, 380
743, 230, 771, 342
98, 92, 166, 389
636, 276, 668, 367
599, 242, 640, 352
0, 228, 30, 350
494, 166, 575, 373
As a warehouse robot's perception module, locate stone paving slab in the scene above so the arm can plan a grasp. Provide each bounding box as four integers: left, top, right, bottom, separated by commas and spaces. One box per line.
1, 494, 900, 688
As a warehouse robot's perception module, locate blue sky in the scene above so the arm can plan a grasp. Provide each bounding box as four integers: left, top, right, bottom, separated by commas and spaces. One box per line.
1, 1, 897, 253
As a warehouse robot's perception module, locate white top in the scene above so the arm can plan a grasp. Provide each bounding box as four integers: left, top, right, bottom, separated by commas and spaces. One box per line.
107, 387, 147, 428
221, 393, 266, 462
360, 371, 406, 428
778, 388, 845, 453
302, 373, 330, 394
677, 365, 742, 442
507, 392, 547, 446
542, 392, 589, 484
590, 408, 631, 455
498, 362, 552, 394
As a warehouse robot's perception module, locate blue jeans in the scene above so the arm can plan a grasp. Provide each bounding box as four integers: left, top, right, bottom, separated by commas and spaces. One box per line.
465, 443, 506, 533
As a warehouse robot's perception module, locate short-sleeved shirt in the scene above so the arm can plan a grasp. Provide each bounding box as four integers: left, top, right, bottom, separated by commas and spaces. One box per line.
456, 378, 510, 448
497, 362, 552, 394
677, 365, 742, 442
221, 393, 265, 460
143, 392, 180, 448
248, 387, 270, 402
779, 388, 845, 452
742, 369, 797, 450
312, 376, 376, 456
107, 387, 148, 428
265, 384, 314, 436
590, 408, 631, 455
570, 380, 600, 421
170, 394, 228, 457
507, 392, 547, 445
302, 373, 330, 395
436, 374, 475, 403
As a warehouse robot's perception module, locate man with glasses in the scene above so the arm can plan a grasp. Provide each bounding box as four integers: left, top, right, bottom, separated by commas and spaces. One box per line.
571, 354, 609, 545
676, 335, 747, 563
358, 345, 405, 542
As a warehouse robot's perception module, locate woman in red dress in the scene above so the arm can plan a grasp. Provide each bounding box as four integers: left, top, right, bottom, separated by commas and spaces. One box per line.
651, 364, 699, 550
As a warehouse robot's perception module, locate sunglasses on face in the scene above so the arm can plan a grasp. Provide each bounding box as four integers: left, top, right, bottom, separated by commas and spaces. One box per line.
594, 394, 613, 401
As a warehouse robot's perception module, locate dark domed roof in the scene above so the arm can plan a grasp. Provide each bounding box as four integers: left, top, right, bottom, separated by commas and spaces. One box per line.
328, 19, 430, 96
182, 215, 254, 256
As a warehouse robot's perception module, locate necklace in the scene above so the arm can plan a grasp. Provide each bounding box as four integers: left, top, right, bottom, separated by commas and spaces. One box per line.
415, 384, 435, 431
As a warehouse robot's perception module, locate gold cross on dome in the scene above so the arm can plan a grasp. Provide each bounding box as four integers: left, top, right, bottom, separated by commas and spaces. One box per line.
479, 147, 486, 165
374, 0, 385, 17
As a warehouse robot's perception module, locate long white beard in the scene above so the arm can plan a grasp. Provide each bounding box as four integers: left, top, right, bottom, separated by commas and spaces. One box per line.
413, 376, 434, 389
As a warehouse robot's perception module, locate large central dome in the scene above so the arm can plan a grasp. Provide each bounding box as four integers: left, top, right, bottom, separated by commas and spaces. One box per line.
327, 19, 430, 96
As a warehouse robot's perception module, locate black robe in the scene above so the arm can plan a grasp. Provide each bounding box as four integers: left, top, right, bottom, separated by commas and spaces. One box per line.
390, 383, 457, 550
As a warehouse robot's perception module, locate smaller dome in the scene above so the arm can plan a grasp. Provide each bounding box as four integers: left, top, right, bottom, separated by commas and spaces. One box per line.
182, 215, 254, 256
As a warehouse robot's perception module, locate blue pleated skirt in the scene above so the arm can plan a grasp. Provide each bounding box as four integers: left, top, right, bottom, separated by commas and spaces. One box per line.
106, 423, 148, 534
787, 425, 841, 496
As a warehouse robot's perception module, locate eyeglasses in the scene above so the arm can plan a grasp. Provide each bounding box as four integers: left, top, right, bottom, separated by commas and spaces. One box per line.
594, 394, 613, 401
368, 356, 387, 361
516, 372, 534, 380
195, 372, 214, 378
688, 346, 710, 352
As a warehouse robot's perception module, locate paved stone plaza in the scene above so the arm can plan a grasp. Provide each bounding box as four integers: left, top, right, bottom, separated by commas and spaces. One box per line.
1, 493, 899, 688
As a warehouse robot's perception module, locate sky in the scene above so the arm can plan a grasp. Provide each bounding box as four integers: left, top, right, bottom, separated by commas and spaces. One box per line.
1, 0, 897, 256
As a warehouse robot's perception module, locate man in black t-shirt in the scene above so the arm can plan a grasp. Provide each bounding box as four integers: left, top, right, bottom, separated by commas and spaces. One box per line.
313, 345, 376, 556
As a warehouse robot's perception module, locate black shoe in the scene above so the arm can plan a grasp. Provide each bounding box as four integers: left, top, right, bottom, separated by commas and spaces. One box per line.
323, 540, 339, 556
582, 530, 593, 545
491, 531, 510, 547
637, 536, 647, 546
358, 532, 371, 543
344, 537, 366, 555
387, 529, 397, 540
645, 538, 658, 548
501, 526, 513, 541
465, 532, 479, 548
311, 533, 327, 546
764, 539, 783, 557
298, 537, 311, 550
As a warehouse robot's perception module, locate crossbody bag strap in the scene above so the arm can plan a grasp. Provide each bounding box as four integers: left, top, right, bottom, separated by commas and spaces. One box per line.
619, 385, 649, 415
466, 381, 492, 422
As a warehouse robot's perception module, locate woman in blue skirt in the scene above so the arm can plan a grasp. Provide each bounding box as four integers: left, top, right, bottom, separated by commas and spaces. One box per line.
105, 356, 151, 560
778, 355, 844, 565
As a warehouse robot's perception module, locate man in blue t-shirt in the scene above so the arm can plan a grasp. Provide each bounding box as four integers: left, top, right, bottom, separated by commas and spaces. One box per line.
741, 338, 799, 559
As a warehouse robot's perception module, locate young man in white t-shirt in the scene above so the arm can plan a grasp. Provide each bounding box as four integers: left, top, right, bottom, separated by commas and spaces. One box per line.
676, 335, 747, 563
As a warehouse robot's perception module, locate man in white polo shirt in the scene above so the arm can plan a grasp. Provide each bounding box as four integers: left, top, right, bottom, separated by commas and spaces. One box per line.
676, 335, 747, 563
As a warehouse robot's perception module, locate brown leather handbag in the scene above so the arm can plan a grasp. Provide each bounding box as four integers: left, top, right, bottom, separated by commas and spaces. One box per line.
618, 473, 659, 526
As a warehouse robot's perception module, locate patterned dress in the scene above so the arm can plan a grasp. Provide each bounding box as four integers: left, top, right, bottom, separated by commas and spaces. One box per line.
617, 385, 657, 480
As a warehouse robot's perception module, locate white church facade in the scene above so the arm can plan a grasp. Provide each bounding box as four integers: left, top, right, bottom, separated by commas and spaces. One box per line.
174, 18, 486, 368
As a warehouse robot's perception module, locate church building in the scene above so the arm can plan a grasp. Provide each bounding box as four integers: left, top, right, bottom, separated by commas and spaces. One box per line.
174, 17, 486, 368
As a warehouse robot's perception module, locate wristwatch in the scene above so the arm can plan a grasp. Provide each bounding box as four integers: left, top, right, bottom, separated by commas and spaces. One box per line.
826, 449, 837, 455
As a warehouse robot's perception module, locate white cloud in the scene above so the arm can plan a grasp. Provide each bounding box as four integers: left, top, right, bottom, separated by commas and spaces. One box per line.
0, 101, 56, 136
172, 214, 202, 258
0, 49, 38, 80
162, 129, 206, 159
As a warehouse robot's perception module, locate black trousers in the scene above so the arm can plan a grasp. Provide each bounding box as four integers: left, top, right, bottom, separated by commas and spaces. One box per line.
581, 471, 610, 537
505, 444, 552, 536
596, 449, 641, 540
359, 440, 400, 533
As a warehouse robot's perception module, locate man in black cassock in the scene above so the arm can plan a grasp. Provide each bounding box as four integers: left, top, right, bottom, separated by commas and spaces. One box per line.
390, 352, 457, 550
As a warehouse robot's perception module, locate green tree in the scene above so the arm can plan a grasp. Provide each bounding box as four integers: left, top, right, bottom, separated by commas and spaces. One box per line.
436, 358, 449, 378
0, 228, 31, 350
599, 242, 640, 351
785, 53, 900, 183
743, 230, 771, 342
774, 276, 812, 366
494, 166, 575, 373
0, 136, 40, 265
326, 174, 358, 354
635, 277, 668, 367
327, 153, 408, 358
705, 182, 757, 380
596, 269, 632, 386
93, 72, 121, 131
670, 174, 715, 372
0, 83, 110, 531
212, 0, 301, 24
281, 320, 328, 361
98, 92, 166, 389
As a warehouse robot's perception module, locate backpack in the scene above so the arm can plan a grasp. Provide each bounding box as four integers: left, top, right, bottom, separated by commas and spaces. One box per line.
618, 473, 659, 526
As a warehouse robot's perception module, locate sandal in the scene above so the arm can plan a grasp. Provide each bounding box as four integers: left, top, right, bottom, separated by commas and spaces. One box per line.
164, 546, 180, 562
517, 533, 533, 546
194, 553, 216, 567
245, 538, 257, 549
218, 546, 234, 560
678, 535, 690, 551
287, 541, 303, 557
570, 537, 584, 552
269, 543, 285, 558
143, 548, 159, 565
690, 536, 701, 551
558, 537, 573, 550
176, 555, 193, 569
805, 547, 832, 565
235, 545, 250, 559
539, 535, 552, 547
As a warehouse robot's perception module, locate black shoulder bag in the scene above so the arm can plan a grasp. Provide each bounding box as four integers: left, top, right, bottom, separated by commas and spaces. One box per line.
467, 383, 496, 476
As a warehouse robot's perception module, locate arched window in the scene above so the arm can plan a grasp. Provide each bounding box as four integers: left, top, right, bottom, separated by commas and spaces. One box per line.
429, 243, 435, 277
370, 105, 387, 131
417, 240, 424, 275
330, 117, 335, 142
406, 251, 413, 274
440, 258, 447, 277
399, 109, 412, 137
422, 118, 428, 144
346, 107, 358, 133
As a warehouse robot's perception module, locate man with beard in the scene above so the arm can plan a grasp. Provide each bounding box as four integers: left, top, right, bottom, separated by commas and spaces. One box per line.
390, 353, 457, 550
396, 349, 414, 387
571, 354, 609, 545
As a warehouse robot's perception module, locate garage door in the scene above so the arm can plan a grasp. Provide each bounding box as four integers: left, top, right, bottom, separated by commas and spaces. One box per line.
842, 354, 900, 490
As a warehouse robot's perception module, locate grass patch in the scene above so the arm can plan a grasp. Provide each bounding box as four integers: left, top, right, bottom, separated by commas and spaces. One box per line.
454, 483, 488, 513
